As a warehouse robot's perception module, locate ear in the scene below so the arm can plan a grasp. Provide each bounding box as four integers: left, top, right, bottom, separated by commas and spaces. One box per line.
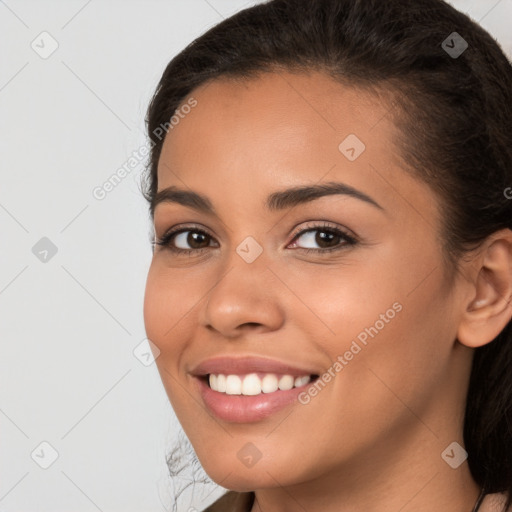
457, 228, 512, 348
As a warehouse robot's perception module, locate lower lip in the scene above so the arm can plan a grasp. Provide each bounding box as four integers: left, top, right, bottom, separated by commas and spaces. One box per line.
195, 377, 314, 423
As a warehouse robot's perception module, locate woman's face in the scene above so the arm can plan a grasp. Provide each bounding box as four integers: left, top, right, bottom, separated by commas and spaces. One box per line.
143, 71, 473, 491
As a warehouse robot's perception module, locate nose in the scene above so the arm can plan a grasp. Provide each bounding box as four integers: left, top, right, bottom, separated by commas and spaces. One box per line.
200, 251, 285, 338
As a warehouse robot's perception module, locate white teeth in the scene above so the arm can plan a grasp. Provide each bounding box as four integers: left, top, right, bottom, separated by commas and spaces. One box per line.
278, 375, 294, 390
225, 375, 242, 395
295, 376, 311, 387
261, 374, 279, 393
208, 373, 312, 395
216, 374, 226, 392
241, 373, 261, 395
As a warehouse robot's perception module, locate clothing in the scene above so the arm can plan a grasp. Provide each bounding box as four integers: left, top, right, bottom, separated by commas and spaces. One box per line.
203, 491, 254, 512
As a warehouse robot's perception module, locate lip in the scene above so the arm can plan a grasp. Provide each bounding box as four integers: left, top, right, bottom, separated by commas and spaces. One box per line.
190, 356, 320, 423
195, 377, 316, 423
190, 355, 320, 378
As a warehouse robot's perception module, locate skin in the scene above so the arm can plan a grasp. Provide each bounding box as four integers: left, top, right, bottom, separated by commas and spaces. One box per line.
143, 70, 512, 512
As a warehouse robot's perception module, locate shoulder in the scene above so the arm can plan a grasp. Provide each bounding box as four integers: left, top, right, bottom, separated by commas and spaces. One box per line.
480, 491, 512, 512
202, 490, 255, 512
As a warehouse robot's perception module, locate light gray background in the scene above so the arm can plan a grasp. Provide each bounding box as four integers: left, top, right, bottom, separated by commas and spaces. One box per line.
0, 1, 511, 511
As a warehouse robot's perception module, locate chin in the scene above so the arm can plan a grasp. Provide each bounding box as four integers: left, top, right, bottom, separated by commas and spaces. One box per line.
197, 448, 308, 492
203, 469, 276, 493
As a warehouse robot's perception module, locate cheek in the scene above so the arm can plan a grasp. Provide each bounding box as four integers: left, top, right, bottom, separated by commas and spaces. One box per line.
287, 246, 451, 410
143, 266, 198, 420
283, 256, 398, 342
143, 263, 192, 394
143, 260, 200, 341
143, 267, 169, 343
143, 261, 210, 392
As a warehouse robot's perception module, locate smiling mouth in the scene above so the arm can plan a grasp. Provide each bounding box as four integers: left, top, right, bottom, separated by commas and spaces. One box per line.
202, 372, 320, 396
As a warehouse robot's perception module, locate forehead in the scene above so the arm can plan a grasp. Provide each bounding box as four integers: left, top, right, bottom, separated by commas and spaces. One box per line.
170, 70, 387, 132
158, 70, 395, 180
155, 70, 440, 233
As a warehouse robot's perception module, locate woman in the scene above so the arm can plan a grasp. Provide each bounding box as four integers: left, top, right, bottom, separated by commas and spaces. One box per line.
142, 0, 512, 510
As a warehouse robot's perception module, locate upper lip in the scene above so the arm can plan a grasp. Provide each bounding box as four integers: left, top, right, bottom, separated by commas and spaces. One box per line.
191, 356, 320, 377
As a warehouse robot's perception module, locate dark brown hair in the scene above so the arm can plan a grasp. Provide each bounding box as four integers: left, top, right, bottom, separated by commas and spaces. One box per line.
143, 0, 512, 507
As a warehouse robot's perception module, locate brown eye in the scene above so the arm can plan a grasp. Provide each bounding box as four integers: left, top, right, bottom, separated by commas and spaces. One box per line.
289, 225, 358, 253
154, 227, 218, 254
315, 230, 341, 248
174, 231, 211, 249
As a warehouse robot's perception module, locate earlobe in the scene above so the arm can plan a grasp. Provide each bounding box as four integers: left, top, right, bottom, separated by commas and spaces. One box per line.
457, 230, 512, 349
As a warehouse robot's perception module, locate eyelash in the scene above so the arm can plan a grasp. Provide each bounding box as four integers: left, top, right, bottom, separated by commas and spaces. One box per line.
153, 222, 358, 256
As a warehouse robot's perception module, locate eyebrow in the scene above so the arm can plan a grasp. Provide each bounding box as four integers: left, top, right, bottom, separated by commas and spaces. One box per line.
151, 181, 384, 217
